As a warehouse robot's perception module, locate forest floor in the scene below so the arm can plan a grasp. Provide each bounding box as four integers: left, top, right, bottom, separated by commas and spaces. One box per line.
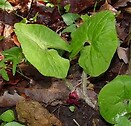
0, 0, 131, 126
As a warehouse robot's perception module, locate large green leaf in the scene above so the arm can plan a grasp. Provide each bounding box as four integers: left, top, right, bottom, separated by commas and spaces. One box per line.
4, 122, 25, 126
98, 75, 131, 124
70, 11, 118, 76
14, 23, 70, 78
0, 0, 13, 10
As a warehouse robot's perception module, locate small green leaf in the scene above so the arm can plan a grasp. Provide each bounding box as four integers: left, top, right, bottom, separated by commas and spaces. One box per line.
62, 24, 76, 33
70, 11, 118, 76
14, 23, 70, 78
0, 61, 9, 81
81, 14, 90, 22
64, 4, 70, 12
4, 122, 25, 126
46, 3, 54, 8
0, 35, 4, 41
2, 47, 23, 75
0, 110, 15, 122
69, 105, 75, 112
62, 13, 80, 25
0, 0, 13, 10
43, 0, 49, 2
98, 75, 131, 124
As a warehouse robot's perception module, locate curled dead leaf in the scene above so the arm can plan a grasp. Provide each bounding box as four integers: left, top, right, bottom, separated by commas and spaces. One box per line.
117, 47, 129, 64
100, 0, 117, 14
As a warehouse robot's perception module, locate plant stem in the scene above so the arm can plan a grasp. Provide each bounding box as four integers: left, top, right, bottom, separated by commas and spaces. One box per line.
8, 66, 31, 81
81, 71, 96, 109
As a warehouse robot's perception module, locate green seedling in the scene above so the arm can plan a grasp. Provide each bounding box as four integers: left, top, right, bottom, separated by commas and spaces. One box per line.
64, 4, 71, 12
69, 105, 76, 112
62, 13, 80, 33
0, 47, 24, 81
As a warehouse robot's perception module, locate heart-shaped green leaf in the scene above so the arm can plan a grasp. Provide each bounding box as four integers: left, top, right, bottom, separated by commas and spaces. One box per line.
70, 11, 118, 76
0, 110, 15, 122
14, 23, 70, 78
98, 75, 131, 124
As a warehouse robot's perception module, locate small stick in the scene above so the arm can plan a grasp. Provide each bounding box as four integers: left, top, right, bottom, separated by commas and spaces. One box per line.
73, 119, 80, 126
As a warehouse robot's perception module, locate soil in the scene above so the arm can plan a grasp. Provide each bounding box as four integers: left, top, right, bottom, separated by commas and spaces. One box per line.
48, 101, 110, 126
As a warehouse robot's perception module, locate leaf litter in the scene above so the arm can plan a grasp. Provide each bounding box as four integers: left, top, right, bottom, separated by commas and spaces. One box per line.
0, 0, 131, 126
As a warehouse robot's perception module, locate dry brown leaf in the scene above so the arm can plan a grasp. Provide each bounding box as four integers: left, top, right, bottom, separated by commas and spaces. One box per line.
3, 24, 13, 38
12, 34, 21, 47
113, 0, 131, 8
21, 80, 70, 106
125, 7, 131, 14
61, 0, 94, 13
100, 0, 117, 14
0, 91, 24, 107
117, 47, 129, 64
116, 23, 127, 41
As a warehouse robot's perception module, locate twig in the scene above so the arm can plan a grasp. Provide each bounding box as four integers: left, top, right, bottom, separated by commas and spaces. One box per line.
73, 119, 80, 126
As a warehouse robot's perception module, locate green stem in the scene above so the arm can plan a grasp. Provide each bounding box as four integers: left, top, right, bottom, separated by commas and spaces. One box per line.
81, 71, 96, 109
8, 66, 31, 81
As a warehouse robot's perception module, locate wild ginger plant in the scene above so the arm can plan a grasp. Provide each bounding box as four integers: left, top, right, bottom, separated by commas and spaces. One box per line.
14, 11, 118, 109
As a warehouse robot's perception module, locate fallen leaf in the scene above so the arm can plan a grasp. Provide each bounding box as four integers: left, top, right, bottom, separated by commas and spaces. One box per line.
117, 47, 129, 64
0, 91, 24, 107
116, 23, 127, 41
125, 7, 131, 14
113, 0, 131, 9
19, 80, 70, 105
100, 0, 117, 14
3, 24, 13, 38
12, 34, 20, 47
